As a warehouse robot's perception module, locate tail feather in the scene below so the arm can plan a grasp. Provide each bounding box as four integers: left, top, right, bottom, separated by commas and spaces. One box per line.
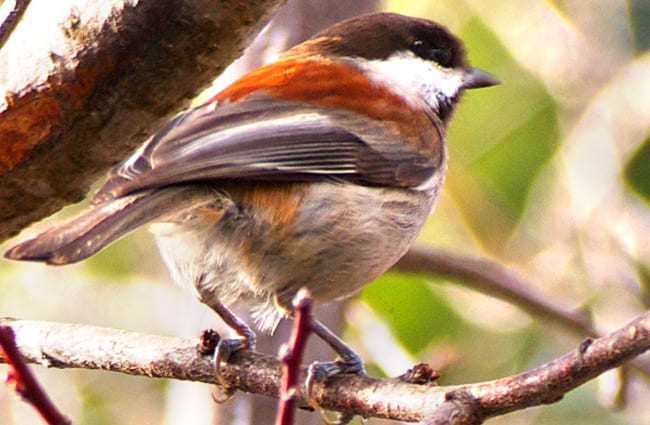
4, 187, 214, 265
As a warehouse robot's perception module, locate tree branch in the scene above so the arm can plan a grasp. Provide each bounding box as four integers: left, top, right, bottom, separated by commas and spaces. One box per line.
2, 312, 649, 423
395, 244, 595, 336
0, 0, 285, 242
0, 0, 31, 50
396, 244, 650, 383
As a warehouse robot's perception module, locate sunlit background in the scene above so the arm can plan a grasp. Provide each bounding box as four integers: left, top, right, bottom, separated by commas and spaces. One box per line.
1, 0, 650, 424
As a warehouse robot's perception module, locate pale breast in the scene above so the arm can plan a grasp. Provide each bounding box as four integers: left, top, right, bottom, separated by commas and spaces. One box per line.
150, 173, 442, 332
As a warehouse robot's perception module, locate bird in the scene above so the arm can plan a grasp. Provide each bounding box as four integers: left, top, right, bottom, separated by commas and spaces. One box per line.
5, 12, 498, 387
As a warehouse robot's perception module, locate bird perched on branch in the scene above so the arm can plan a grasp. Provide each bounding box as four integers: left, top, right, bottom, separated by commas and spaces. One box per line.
6, 12, 498, 391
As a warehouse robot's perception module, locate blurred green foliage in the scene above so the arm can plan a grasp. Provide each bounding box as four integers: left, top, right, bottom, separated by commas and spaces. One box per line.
625, 136, 650, 204
84, 236, 146, 280
629, 0, 650, 53
360, 272, 461, 354
447, 18, 559, 248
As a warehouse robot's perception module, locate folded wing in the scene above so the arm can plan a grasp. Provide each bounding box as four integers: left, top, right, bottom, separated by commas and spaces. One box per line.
94, 93, 437, 203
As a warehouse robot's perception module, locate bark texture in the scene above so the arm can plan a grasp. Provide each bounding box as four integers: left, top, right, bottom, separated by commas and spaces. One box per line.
0, 0, 285, 241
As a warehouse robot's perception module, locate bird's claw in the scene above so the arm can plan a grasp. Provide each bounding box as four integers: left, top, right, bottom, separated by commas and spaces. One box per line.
212, 337, 254, 389
305, 355, 365, 424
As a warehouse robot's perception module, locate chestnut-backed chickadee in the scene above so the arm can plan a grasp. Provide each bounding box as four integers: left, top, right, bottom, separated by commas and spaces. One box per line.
5, 12, 498, 386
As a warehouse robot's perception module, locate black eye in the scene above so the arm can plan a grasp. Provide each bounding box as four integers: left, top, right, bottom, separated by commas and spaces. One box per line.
430, 48, 452, 67
410, 41, 452, 67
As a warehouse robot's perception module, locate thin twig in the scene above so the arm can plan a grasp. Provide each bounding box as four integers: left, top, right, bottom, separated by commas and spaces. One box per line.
2, 313, 649, 423
0, 0, 31, 50
396, 244, 650, 379
276, 288, 314, 425
0, 325, 71, 425
396, 243, 595, 336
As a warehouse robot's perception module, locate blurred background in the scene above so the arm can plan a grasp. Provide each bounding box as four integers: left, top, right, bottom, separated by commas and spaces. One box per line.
1, 0, 650, 424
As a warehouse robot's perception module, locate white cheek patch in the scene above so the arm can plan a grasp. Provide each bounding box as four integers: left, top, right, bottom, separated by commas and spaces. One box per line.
358, 51, 465, 112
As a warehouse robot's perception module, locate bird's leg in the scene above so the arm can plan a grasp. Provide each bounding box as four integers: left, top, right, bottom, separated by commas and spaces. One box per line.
310, 318, 364, 375
306, 318, 365, 399
200, 295, 257, 388
303, 318, 364, 424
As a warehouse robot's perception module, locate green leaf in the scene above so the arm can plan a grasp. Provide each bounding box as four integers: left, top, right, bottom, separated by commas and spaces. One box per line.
446, 18, 559, 248
472, 102, 558, 214
635, 260, 650, 307
360, 271, 461, 354
629, 0, 650, 53
625, 135, 650, 204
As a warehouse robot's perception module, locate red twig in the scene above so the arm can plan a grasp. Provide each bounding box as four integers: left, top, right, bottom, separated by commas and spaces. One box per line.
275, 288, 314, 425
0, 326, 71, 425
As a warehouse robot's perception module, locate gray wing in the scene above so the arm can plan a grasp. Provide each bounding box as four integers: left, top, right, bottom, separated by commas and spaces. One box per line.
94, 94, 436, 202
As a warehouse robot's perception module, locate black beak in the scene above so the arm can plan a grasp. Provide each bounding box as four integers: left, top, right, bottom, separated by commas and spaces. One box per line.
462, 67, 500, 89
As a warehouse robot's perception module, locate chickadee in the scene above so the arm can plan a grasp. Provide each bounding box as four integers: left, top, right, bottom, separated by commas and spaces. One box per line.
6, 12, 498, 386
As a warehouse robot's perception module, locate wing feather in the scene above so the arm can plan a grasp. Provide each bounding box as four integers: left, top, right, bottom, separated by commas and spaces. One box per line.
94, 94, 435, 203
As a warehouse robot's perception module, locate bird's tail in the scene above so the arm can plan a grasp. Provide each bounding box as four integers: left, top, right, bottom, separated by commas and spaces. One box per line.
4, 187, 214, 265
